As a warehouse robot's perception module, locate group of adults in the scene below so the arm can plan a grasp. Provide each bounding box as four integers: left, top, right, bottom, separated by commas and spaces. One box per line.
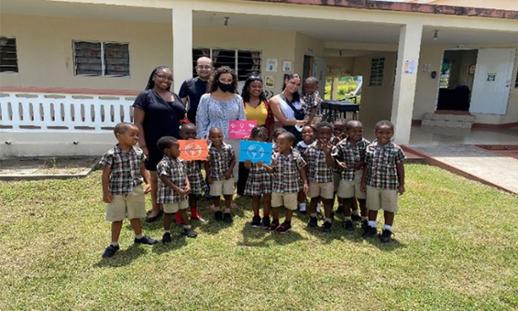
133, 57, 308, 222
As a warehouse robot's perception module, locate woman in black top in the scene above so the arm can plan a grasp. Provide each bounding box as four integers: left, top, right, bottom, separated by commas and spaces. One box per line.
133, 66, 186, 222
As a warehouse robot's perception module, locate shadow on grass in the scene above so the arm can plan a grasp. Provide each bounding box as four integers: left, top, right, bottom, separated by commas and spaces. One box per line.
94, 244, 147, 268
238, 223, 305, 247
152, 234, 188, 255
364, 234, 406, 251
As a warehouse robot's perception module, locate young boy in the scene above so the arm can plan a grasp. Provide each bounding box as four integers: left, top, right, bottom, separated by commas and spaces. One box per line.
332, 120, 370, 231
301, 77, 323, 125
331, 119, 347, 145
304, 122, 335, 232
156, 136, 198, 243
100, 123, 157, 258
267, 131, 308, 233
206, 127, 236, 223
295, 125, 315, 213
361, 120, 405, 243
175, 123, 206, 225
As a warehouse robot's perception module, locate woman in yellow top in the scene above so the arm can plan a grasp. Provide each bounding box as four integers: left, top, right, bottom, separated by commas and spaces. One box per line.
237, 75, 274, 196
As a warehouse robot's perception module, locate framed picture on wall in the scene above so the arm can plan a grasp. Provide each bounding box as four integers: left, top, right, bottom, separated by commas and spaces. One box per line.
282, 60, 292, 73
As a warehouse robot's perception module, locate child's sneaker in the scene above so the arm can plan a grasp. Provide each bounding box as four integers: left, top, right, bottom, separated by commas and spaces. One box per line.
361, 219, 369, 230
276, 221, 291, 233
363, 225, 377, 238
182, 228, 198, 238
351, 213, 362, 222
162, 232, 172, 244
214, 211, 223, 221
251, 215, 262, 227
322, 221, 332, 233
261, 216, 271, 228
307, 216, 318, 228
269, 219, 280, 231
134, 235, 158, 245
223, 212, 233, 223
102, 244, 119, 258
379, 229, 392, 243
343, 219, 354, 231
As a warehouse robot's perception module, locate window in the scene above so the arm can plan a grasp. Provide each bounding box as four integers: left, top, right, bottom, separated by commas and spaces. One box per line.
73, 41, 129, 76
369, 57, 384, 86
0, 37, 18, 73
192, 48, 261, 81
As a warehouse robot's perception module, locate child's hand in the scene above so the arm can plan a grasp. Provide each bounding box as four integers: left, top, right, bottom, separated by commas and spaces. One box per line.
360, 182, 366, 193
262, 164, 273, 172
398, 185, 405, 195
257, 161, 263, 168
224, 170, 232, 180
103, 192, 113, 203
244, 160, 252, 169
303, 182, 309, 194
143, 183, 151, 194
336, 160, 347, 170
207, 176, 213, 184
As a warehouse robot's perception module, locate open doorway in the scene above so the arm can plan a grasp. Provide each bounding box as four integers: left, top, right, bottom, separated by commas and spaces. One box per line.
437, 49, 478, 111
324, 75, 363, 104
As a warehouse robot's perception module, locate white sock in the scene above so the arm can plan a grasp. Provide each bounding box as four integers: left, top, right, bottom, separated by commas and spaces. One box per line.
345, 216, 352, 221
299, 202, 307, 211
324, 218, 332, 223
368, 220, 377, 228
164, 230, 170, 234
183, 225, 192, 230
110, 241, 119, 247
384, 224, 393, 232
316, 203, 321, 213
135, 233, 144, 239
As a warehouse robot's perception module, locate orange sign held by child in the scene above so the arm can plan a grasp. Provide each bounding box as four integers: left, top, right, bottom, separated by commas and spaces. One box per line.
178, 139, 208, 161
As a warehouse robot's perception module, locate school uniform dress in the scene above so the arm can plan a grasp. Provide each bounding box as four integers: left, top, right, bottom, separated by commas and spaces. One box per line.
207, 142, 235, 196
156, 156, 189, 213
184, 160, 206, 196
271, 149, 306, 210
304, 142, 335, 200
99, 145, 146, 221
244, 164, 272, 197
332, 138, 370, 199
364, 140, 405, 213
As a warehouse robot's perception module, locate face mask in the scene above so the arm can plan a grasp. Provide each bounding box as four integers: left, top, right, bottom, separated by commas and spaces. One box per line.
218, 81, 235, 93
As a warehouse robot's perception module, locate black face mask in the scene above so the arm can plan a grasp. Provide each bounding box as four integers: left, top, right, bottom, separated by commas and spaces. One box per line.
218, 81, 235, 93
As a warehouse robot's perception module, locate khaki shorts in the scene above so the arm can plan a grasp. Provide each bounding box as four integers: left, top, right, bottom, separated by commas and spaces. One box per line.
106, 185, 146, 222
337, 170, 365, 199
309, 182, 335, 199
209, 178, 235, 196
271, 192, 298, 210
366, 186, 398, 213
163, 199, 189, 214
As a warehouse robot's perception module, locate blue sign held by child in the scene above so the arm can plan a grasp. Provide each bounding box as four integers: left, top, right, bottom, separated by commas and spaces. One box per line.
239, 140, 273, 165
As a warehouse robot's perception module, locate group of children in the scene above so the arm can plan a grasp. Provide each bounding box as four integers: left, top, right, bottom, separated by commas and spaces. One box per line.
99, 118, 405, 258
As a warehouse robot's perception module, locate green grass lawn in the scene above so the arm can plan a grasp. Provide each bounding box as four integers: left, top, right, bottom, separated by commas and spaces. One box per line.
1, 164, 517, 310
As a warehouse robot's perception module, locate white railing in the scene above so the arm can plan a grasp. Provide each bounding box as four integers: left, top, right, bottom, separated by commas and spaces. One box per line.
0, 92, 135, 132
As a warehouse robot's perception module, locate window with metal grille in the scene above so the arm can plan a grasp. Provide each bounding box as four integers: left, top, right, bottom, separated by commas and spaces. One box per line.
0, 37, 19, 73
369, 57, 385, 86
73, 41, 129, 76
192, 48, 261, 81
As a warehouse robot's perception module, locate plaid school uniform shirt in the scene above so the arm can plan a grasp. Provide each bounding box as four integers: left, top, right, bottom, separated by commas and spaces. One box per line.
304, 142, 334, 184
184, 160, 206, 196
332, 137, 370, 181
301, 92, 323, 115
156, 156, 188, 203
208, 142, 235, 180
271, 149, 306, 193
364, 140, 405, 190
99, 145, 144, 195
244, 164, 272, 196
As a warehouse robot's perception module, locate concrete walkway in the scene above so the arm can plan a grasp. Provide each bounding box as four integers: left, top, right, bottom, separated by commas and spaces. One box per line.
407, 144, 518, 194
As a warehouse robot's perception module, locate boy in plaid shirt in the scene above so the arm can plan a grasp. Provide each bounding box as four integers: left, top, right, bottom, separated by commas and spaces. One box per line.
266, 131, 308, 233
205, 127, 236, 223
332, 120, 370, 231
304, 122, 335, 232
100, 123, 157, 258
244, 126, 272, 228
361, 120, 405, 243
156, 136, 197, 243
175, 123, 206, 225
301, 77, 323, 124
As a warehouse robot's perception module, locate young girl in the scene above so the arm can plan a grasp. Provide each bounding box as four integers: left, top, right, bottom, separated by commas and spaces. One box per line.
243, 126, 272, 228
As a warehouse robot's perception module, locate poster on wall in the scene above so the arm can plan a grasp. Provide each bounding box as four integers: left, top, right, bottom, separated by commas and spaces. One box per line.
282, 60, 293, 73
404, 60, 417, 74
266, 59, 278, 72
265, 75, 275, 87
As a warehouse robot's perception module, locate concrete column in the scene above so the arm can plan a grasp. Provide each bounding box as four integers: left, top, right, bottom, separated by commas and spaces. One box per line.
172, 3, 193, 94
391, 23, 423, 144
331, 76, 340, 100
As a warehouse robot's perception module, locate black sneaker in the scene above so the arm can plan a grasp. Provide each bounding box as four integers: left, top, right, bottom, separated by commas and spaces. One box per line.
363, 225, 377, 238
343, 219, 354, 231
379, 229, 392, 243
102, 244, 119, 258
361, 219, 369, 230
307, 216, 318, 228
322, 221, 332, 233
182, 228, 198, 238
162, 232, 172, 244
261, 216, 271, 228
276, 221, 291, 233
351, 213, 362, 222
269, 219, 280, 231
214, 211, 223, 221
251, 215, 262, 227
223, 212, 233, 223
134, 235, 158, 245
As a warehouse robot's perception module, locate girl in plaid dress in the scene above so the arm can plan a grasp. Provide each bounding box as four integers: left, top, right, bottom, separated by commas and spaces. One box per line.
243, 126, 272, 228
